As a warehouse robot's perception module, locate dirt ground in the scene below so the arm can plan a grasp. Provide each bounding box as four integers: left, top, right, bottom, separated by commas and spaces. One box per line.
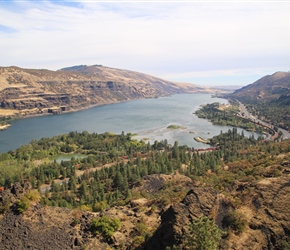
0, 109, 18, 116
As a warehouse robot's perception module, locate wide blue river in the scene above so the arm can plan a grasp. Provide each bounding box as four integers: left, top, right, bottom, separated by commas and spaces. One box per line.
0, 94, 257, 153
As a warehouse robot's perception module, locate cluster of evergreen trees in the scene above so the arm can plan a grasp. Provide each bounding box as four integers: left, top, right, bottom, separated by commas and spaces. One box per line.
243, 102, 290, 131
195, 101, 268, 135
1, 128, 290, 211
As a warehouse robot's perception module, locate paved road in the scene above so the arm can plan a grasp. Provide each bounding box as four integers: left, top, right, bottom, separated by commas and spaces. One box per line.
236, 100, 290, 140
278, 127, 290, 140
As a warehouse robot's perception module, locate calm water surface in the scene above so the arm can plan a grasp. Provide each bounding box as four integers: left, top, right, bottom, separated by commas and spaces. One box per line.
0, 94, 257, 153
50, 154, 88, 163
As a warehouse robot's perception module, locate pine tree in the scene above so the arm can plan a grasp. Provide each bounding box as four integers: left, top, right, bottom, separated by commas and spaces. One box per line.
68, 176, 77, 192
184, 216, 222, 250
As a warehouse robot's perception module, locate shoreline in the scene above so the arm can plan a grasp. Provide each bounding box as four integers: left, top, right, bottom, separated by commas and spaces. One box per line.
0, 95, 164, 130
0, 124, 11, 130
0, 93, 235, 153
0, 99, 134, 121
194, 136, 211, 144
0, 92, 215, 125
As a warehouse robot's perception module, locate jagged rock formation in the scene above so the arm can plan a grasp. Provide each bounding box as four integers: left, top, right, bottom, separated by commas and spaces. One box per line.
134, 172, 193, 194
1, 173, 289, 249
0, 65, 210, 118
141, 187, 223, 249
0, 205, 97, 250
0, 181, 162, 250
142, 176, 290, 250
229, 177, 290, 250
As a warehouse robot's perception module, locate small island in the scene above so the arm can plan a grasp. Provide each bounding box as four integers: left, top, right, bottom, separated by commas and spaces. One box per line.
167, 124, 187, 130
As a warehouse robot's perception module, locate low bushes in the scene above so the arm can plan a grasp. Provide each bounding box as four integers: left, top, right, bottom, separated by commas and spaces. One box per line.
223, 211, 247, 234
91, 216, 121, 241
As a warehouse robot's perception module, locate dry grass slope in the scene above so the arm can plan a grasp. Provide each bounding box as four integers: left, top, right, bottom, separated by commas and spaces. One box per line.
0, 65, 212, 118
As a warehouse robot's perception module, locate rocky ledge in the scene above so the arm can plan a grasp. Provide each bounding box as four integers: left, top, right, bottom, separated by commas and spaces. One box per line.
2, 173, 289, 249
0, 65, 211, 119
142, 176, 290, 249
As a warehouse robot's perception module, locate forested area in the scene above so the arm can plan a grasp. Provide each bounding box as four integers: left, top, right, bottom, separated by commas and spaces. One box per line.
1, 128, 290, 213
244, 102, 290, 131
226, 91, 290, 131
194, 101, 269, 136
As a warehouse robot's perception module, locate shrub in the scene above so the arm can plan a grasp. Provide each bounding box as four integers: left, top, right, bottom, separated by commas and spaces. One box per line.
0, 197, 10, 214
281, 240, 290, 250
91, 216, 121, 241
80, 204, 92, 211
132, 236, 145, 249
25, 190, 41, 202
72, 208, 82, 219
135, 222, 149, 236
93, 201, 107, 212
17, 196, 30, 213
71, 218, 80, 227
16, 190, 41, 213
222, 211, 247, 234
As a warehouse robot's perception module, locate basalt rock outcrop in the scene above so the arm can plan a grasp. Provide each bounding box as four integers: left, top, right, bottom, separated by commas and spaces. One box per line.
0, 181, 161, 250
141, 187, 224, 249
0, 65, 210, 118
0, 205, 96, 250
1, 174, 289, 249
142, 176, 290, 250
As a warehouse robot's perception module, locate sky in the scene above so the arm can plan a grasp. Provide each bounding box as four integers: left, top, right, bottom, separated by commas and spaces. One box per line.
0, 0, 290, 86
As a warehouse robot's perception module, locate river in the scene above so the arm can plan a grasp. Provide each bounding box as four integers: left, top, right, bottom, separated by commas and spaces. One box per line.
0, 94, 258, 153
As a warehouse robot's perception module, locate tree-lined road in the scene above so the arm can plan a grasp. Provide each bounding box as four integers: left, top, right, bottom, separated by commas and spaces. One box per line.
237, 100, 290, 140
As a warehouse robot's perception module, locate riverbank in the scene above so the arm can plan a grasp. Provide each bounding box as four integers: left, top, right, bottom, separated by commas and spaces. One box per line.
0, 124, 11, 130
194, 136, 211, 144
0, 102, 124, 131
0, 96, 159, 130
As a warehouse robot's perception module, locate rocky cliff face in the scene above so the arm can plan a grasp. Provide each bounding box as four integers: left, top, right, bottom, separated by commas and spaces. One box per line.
1, 173, 289, 249
0, 65, 207, 118
142, 187, 224, 249
0, 180, 162, 250
142, 176, 290, 250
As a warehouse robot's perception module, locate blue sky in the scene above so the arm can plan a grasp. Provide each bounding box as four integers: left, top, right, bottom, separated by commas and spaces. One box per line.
0, 1, 290, 86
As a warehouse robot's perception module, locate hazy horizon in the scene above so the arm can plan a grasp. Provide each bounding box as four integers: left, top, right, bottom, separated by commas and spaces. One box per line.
1, 1, 289, 86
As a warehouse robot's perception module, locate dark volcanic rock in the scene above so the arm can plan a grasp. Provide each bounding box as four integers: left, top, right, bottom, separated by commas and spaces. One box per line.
142, 187, 221, 249
0, 204, 110, 250
142, 177, 290, 250
0, 206, 75, 250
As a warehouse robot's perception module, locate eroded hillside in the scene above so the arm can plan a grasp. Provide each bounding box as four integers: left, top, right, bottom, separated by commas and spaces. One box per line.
0, 65, 208, 118
232, 71, 290, 103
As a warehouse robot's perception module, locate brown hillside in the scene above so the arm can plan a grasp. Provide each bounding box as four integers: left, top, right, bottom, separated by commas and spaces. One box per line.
232, 71, 290, 103
0, 65, 209, 118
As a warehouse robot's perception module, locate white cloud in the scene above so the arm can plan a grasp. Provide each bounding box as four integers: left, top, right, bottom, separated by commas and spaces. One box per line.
0, 1, 289, 85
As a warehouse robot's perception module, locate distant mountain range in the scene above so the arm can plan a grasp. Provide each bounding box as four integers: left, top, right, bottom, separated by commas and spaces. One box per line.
0, 65, 215, 118
231, 71, 290, 105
